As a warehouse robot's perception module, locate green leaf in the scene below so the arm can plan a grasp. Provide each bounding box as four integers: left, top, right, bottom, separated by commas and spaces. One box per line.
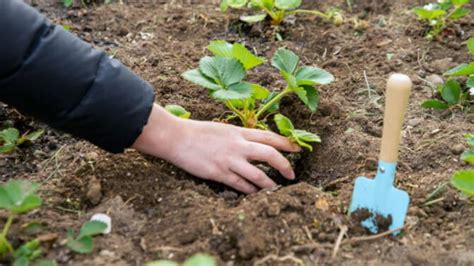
293, 129, 321, 143
449, 7, 470, 19
291, 129, 321, 151
13, 256, 29, 266
461, 150, 474, 163
212, 82, 253, 100
199, 57, 246, 87
208, 40, 233, 58
23, 130, 44, 142
78, 221, 107, 238
274, 114, 294, 136
145, 261, 179, 266
451, 0, 470, 6
0, 128, 20, 145
0, 143, 16, 154
250, 0, 274, 9
444, 63, 474, 76
12, 195, 42, 214
240, 14, 267, 23
183, 253, 217, 266
220, 0, 229, 12
227, 0, 248, 8
165, 105, 191, 119
271, 48, 300, 75
182, 69, 221, 91
34, 261, 57, 266
251, 84, 270, 99
451, 170, 474, 196
468, 38, 474, 56
274, 0, 301, 10
231, 43, 265, 70
63, 0, 73, 7
294, 85, 319, 112
465, 134, 474, 146
467, 76, 474, 88
295, 66, 334, 85
421, 99, 449, 109
67, 236, 93, 254
281, 71, 298, 89
441, 80, 461, 104
0, 180, 42, 214
413, 7, 446, 20
14, 239, 41, 259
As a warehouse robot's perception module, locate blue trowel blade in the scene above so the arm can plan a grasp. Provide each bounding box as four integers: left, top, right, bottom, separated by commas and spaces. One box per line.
349, 161, 409, 233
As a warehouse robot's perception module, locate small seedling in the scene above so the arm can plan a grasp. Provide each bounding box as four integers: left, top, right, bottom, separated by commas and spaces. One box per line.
274, 114, 320, 151
220, 0, 343, 26
0, 128, 44, 154
145, 253, 217, 266
66, 220, 107, 254
413, 0, 471, 39
165, 104, 191, 119
451, 134, 474, 197
0, 180, 55, 266
422, 38, 473, 111
183, 40, 333, 150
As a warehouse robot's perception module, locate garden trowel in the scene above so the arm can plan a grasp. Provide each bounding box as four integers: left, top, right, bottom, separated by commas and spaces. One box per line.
349, 73, 412, 233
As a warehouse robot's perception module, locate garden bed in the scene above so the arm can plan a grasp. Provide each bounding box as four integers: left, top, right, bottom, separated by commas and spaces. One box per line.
1, 0, 473, 265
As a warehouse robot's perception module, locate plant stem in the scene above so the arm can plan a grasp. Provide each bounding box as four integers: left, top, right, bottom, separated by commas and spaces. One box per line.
0, 215, 14, 254
224, 101, 247, 126
288, 9, 330, 20
255, 89, 291, 120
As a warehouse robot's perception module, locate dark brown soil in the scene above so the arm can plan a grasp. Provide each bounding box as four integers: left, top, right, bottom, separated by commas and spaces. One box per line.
1, 0, 474, 265
350, 208, 393, 234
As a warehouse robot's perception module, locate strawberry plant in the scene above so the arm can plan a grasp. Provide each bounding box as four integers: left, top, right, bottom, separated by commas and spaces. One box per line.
413, 0, 471, 39
220, 0, 343, 26
0, 180, 56, 266
451, 134, 474, 196
0, 128, 44, 154
421, 38, 473, 111
183, 40, 333, 150
145, 253, 217, 266
66, 220, 107, 254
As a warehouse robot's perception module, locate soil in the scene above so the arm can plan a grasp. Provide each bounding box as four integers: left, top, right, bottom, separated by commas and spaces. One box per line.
350, 208, 393, 234
1, 0, 474, 265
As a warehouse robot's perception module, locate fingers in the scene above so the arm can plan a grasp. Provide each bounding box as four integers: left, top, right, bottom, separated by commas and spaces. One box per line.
221, 172, 259, 194
231, 162, 277, 189
247, 143, 295, 180
241, 128, 301, 152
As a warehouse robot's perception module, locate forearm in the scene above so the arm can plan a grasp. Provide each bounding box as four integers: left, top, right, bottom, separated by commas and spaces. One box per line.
0, 0, 154, 152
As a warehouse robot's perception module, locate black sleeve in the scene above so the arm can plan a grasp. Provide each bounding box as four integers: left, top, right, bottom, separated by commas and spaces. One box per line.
0, 0, 155, 153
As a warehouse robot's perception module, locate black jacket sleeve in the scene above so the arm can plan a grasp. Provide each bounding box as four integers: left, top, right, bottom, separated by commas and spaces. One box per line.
0, 0, 155, 153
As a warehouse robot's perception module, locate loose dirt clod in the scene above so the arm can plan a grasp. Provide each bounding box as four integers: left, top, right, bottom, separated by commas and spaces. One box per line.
350, 208, 393, 234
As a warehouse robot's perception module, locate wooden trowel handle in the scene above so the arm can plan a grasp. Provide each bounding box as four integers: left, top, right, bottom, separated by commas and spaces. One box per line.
379, 74, 412, 163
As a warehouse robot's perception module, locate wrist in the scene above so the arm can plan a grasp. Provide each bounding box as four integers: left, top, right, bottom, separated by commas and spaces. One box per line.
131, 103, 184, 160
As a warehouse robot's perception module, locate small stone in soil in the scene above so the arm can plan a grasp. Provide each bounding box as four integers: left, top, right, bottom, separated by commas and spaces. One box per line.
86, 176, 102, 205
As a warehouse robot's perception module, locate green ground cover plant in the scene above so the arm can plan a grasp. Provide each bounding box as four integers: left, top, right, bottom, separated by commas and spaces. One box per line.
146, 253, 217, 266
0, 128, 43, 154
421, 38, 473, 111
66, 221, 107, 254
451, 134, 474, 196
0, 180, 56, 266
413, 0, 471, 39
183, 40, 333, 150
220, 0, 343, 26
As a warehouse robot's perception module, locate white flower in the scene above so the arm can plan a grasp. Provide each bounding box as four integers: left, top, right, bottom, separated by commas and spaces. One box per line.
430, 20, 438, 26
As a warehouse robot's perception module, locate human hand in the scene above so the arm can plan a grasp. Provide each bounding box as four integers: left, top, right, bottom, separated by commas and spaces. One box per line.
132, 104, 301, 193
